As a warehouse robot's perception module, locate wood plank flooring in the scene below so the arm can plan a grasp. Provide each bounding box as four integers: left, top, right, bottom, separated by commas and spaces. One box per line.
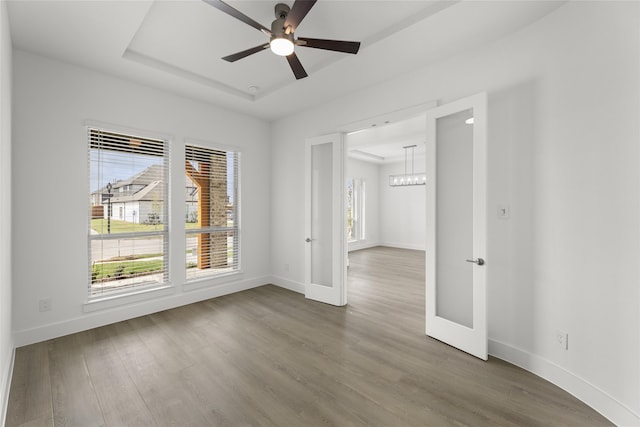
6, 246, 613, 426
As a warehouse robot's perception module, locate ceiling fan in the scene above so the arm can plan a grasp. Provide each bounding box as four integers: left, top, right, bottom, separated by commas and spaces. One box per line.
202, 0, 361, 80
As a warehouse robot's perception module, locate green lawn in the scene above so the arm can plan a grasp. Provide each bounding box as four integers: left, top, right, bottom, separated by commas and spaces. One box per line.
91, 218, 163, 234
91, 218, 201, 234
92, 259, 163, 281
108, 253, 162, 261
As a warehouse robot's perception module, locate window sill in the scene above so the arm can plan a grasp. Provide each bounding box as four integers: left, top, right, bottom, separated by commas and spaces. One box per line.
83, 284, 175, 313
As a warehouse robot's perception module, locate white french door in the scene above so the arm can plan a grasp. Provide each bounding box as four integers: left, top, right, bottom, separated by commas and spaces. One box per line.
425, 93, 488, 360
304, 133, 347, 306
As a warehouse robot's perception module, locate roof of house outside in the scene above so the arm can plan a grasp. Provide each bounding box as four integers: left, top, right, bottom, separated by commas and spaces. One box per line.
93, 164, 163, 203
93, 164, 197, 203
113, 163, 163, 188
110, 180, 163, 203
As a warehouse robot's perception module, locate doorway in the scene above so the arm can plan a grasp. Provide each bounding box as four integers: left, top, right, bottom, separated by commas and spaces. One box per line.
345, 114, 428, 254
344, 113, 428, 333
338, 94, 488, 360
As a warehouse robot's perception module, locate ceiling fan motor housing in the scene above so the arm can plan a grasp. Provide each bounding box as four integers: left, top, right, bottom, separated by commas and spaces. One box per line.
272, 3, 292, 39
271, 18, 289, 37
271, 3, 293, 41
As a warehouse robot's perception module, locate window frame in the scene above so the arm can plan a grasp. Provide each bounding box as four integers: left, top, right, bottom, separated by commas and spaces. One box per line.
347, 177, 365, 243
184, 140, 242, 286
86, 123, 171, 303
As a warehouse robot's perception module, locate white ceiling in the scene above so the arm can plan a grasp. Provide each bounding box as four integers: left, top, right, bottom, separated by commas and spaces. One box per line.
347, 114, 427, 164
6, 0, 564, 121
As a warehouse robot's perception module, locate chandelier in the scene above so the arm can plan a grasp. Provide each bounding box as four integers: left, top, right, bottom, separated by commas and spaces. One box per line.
389, 145, 426, 186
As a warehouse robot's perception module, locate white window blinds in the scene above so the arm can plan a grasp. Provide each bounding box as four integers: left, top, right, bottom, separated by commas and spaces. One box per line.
88, 128, 169, 298
185, 143, 239, 280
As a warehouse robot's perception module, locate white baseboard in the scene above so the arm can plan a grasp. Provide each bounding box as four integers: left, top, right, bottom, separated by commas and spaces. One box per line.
348, 241, 379, 252
13, 276, 270, 347
1, 347, 15, 427
270, 275, 304, 294
379, 242, 426, 251
489, 339, 640, 426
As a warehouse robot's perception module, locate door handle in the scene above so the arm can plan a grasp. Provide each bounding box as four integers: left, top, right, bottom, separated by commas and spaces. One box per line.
305, 238, 312, 243
466, 258, 485, 266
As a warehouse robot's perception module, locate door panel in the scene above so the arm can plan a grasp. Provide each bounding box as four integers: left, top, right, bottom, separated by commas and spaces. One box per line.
305, 134, 347, 306
426, 93, 487, 360
310, 142, 333, 287
435, 108, 474, 328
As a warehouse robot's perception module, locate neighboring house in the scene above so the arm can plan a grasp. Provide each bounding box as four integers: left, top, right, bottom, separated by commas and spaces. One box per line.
109, 180, 163, 224
91, 164, 199, 224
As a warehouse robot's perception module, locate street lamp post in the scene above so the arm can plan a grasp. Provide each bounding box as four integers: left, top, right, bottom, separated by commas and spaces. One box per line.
106, 182, 112, 234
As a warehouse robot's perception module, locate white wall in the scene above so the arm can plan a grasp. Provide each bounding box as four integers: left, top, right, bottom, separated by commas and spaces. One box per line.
0, 1, 13, 423
271, 2, 640, 425
346, 157, 380, 251
379, 156, 426, 250
347, 155, 427, 252
11, 50, 272, 345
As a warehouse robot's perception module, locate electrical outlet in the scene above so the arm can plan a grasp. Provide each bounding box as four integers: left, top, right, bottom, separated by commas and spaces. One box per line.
39, 298, 52, 312
555, 330, 568, 350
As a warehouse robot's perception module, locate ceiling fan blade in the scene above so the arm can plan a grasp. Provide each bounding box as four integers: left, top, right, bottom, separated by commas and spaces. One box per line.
202, 0, 271, 35
284, 0, 317, 33
222, 44, 269, 62
286, 53, 308, 80
297, 37, 361, 54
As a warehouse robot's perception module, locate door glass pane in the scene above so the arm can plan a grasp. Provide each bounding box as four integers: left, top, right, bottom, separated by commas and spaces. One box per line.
435, 108, 474, 328
311, 142, 333, 286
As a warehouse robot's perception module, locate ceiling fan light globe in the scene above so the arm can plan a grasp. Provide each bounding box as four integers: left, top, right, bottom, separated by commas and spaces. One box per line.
270, 38, 295, 56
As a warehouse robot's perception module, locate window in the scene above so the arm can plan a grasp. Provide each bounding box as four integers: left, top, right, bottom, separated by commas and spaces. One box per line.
185, 143, 239, 281
88, 128, 169, 299
347, 177, 365, 242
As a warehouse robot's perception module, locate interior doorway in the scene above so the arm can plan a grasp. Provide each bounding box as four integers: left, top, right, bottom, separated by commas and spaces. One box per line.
344, 112, 429, 327
345, 114, 427, 255
338, 94, 489, 360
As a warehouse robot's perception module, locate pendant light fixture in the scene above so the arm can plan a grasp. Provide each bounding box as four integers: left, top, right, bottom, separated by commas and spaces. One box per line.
389, 144, 426, 186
